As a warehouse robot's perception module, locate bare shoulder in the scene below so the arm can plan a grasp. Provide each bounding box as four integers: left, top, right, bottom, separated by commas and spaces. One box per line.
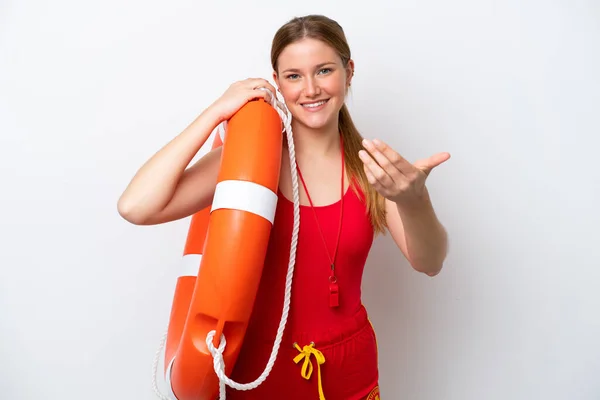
141, 146, 223, 225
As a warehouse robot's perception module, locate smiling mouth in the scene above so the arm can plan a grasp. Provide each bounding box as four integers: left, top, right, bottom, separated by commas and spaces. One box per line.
301, 99, 329, 108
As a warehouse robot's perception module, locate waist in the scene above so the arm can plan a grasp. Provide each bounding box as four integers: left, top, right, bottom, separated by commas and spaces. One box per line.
246, 303, 370, 348
291, 304, 371, 348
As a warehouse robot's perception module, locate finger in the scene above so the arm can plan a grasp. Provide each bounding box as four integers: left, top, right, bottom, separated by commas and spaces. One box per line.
362, 161, 393, 199
254, 86, 278, 104
362, 139, 407, 179
243, 77, 268, 86
362, 162, 379, 187
248, 88, 276, 104
414, 152, 451, 175
237, 78, 276, 97
245, 78, 277, 94
256, 83, 278, 97
359, 149, 393, 187
252, 87, 274, 103
368, 139, 415, 175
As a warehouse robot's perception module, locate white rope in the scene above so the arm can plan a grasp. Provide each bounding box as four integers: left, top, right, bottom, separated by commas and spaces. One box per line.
152, 88, 300, 399
206, 87, 299, 399
152, 331, 171, 400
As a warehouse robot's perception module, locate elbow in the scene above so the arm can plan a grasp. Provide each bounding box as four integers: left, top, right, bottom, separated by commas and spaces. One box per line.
117, 196, 148, 225
424, 265, 443, 277
410, 253, 447, 277
415, 262, 443, 277
421, 234, 448, 277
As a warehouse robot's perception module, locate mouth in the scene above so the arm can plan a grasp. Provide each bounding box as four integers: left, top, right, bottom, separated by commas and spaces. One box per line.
300, 99, 329, 109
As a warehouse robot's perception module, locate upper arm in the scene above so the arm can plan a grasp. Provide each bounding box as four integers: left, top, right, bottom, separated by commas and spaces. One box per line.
141, 146, 223, 225
385, 198, 410, 261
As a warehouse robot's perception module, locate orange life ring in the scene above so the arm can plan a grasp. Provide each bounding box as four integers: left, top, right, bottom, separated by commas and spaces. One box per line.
163, 97, 284, 400
161, 127, 223, 396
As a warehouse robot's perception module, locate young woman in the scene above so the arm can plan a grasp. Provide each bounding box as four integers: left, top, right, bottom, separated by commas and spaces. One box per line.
118, 14, 449, 400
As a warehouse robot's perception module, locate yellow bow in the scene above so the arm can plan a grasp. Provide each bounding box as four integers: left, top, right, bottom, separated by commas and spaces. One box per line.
293, 342, 326, 400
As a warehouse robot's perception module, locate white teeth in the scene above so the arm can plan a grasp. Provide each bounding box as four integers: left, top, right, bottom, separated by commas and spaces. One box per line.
303, 100, 326, 108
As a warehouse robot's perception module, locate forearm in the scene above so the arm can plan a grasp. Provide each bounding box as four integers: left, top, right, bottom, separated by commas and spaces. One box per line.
117, 106, 221, 221
395, 188, 448, 276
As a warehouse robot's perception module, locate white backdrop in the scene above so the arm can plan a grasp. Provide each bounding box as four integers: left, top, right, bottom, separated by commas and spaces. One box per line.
1, 0, 599, 399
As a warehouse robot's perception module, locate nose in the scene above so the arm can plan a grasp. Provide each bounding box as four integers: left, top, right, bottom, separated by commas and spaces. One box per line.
303, 77, 320, 97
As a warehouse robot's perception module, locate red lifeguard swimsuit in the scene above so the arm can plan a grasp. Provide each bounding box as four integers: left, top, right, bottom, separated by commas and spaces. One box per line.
226, 180, 380, 400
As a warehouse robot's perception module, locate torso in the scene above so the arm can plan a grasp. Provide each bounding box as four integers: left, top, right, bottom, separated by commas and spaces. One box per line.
279, 142, 350, 207
227, 149, 379, 399
242, 148, 375, 343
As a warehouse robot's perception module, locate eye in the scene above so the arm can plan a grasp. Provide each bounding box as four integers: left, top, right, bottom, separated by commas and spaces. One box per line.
286, 73, 300, 80
318, 68, 332, 75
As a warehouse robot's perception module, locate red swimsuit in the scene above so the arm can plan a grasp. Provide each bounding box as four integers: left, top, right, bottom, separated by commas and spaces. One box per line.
226, 183, 380, 400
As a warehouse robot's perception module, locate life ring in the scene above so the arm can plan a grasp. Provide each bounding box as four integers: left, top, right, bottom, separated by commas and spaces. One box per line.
159, 95, 294, 400
162, 125, 224, 396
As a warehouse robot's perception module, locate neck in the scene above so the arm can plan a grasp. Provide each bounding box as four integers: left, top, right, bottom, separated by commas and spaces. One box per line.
287, 119, 341, 160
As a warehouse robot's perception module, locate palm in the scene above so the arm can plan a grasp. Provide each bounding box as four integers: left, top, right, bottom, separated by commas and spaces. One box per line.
358, 138, 450, 203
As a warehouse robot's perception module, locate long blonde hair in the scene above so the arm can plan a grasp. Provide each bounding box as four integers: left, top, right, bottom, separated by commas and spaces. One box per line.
271, 14, 388, 234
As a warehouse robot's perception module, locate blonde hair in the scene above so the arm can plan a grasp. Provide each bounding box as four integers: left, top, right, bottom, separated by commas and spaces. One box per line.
271, 14, 387, 234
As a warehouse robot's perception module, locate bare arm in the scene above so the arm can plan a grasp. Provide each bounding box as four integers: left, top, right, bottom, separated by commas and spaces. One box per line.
117, 78, 277, 226
359, 138, 451, 276
385, 192, 448, 276
117, 107, 223, 225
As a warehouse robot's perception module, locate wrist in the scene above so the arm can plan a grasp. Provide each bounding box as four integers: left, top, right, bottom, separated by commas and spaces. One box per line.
394, 188, 431, 213
203, 103, 225, 124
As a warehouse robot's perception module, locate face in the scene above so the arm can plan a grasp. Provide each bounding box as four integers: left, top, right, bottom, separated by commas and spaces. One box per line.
273, 38, 353, 132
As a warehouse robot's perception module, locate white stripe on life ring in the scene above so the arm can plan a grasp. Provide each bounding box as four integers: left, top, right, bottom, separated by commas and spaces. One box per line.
178, 254, 202, 278
211, 180, 278, 224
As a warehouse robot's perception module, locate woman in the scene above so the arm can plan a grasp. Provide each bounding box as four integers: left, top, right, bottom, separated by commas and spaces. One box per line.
118, 14, 449, 400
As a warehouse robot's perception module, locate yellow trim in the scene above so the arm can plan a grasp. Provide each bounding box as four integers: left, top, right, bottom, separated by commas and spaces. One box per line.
365, 385, 381, 400
293, 342, 326, 400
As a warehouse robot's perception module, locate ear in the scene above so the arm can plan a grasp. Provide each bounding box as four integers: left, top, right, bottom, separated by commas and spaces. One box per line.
345, 59, 355, 87
272, 70, 281, 93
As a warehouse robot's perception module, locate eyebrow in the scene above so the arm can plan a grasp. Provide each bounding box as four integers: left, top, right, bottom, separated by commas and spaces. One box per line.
281, 62, 337, 74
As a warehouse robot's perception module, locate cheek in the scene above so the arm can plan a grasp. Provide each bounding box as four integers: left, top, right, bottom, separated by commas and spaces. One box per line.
324, 79, 347, 96
281, 88, 302, 106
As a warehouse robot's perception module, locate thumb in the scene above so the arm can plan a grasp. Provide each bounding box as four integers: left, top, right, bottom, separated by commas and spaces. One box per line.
414, 152, 451, 175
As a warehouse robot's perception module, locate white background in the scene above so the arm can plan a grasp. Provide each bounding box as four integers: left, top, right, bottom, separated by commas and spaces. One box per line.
1, 0, 599, 399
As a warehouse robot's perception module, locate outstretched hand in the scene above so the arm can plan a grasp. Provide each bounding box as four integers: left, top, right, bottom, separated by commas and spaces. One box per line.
358, 138, 450, 204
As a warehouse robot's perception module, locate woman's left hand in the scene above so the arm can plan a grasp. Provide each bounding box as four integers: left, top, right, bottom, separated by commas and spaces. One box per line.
359, 138, 450, 205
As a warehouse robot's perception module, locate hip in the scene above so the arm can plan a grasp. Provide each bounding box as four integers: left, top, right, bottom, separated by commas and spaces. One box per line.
228, 305, 380, 399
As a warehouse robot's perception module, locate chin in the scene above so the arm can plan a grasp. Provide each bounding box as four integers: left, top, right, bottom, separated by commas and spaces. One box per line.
296, 115, 333, 130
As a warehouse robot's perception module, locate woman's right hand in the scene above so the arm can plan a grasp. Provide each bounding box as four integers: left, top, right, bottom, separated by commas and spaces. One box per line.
208, 78, 278, 122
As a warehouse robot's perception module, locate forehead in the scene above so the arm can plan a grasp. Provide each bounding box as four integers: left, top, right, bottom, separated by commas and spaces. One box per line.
277, 38, 341, 72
